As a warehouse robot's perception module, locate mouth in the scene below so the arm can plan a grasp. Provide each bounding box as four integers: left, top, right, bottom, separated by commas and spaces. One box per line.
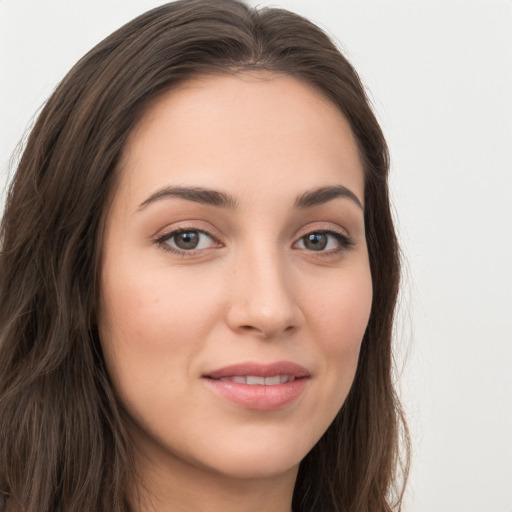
204, 361, 310, 380
213, 375, 297, 385
203, 361, 310, 410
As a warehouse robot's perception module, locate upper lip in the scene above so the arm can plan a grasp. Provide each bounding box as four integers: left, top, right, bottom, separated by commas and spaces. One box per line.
204, 361, 310, 380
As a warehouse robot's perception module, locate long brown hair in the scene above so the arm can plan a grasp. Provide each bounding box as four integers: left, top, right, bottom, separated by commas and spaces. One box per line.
0, 1, 409, 510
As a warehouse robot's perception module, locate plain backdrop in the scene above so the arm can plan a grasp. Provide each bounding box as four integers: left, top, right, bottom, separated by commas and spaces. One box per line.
1, 1, 511, 511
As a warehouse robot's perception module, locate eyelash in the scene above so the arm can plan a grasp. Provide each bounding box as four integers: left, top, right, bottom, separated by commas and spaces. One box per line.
295, 230, 354, 255
154, 227, 219, 255
154, 226, 354, 256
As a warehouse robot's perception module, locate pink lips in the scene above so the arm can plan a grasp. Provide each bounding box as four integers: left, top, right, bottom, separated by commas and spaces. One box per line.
203, 361, 310, 410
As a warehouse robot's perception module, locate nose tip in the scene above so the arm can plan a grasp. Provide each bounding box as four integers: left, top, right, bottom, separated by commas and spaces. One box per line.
228, 302, 302, 339
236, 306, 299, 339
226, 259, 304, 339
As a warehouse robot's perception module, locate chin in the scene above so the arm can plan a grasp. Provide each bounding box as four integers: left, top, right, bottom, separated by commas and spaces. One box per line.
188, 426, 318, 480
202, 449, 302, 481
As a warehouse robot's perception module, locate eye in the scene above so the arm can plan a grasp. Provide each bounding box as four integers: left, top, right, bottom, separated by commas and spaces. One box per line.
295, 231, 353, 253
156, 229, 218, 253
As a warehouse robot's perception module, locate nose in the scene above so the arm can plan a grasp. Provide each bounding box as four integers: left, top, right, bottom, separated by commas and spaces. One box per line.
225, 248, 304, 339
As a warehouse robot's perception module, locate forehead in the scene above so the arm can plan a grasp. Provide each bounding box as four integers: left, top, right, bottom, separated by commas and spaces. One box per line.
117, 72, 365, 207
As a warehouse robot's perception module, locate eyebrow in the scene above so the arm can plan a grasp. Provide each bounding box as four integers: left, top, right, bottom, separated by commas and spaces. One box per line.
137, 184, 363, 211
137, 186, 239, 210
294, 185, 363, 210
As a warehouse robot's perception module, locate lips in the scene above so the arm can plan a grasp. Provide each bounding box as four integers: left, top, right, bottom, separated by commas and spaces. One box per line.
203, 361, 310, 410
205, 361, 310, 380
217, 375, 295, 385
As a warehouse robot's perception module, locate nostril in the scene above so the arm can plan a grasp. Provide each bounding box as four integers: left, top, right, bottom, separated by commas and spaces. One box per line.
241, 324, 270, 337
226, 300, 304, 339
238, 323, 296, 338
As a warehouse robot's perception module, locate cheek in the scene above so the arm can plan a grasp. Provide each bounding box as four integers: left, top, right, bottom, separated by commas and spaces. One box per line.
97, 270, 215, 438
308, 262, 372, 343
97, 264, 221, 399
99, 263, 219, 347
302, 260, 372, 387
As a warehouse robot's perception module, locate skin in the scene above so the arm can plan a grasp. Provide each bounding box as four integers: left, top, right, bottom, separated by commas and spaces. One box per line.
98, 73, 373, 512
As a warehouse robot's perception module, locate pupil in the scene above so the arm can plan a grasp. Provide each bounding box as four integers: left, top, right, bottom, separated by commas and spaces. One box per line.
304, 233, 327, 251
175, 231, 199, 250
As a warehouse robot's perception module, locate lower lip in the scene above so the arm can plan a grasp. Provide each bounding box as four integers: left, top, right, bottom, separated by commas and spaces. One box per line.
204, 378, 309, 410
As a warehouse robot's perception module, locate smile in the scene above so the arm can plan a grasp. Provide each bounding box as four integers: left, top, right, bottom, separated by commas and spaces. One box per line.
203, 361, 310, 410
215, 375, 296, 385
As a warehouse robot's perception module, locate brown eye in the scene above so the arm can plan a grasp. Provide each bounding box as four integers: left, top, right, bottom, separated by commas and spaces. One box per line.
302, 233, 328, 251
295, 231, 353, 253
158, 229, 217, 253
173, 231, 200, 250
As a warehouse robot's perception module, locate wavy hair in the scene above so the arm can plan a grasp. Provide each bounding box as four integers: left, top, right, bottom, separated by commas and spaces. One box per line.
0, 1, 409, 510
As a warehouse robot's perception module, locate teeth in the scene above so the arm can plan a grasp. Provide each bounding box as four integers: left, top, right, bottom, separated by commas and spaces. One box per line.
246, 376, 265, 385
217, 375, 296, 385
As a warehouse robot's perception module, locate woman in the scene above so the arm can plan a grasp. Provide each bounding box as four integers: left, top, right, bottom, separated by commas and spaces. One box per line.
0, 1, 409, 511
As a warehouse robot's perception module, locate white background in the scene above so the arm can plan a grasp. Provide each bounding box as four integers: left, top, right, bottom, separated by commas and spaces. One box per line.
1, 1, 511, 511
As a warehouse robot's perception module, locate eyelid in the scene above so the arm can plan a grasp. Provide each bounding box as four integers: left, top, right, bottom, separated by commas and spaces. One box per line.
153, 223, 223, 255
152, 221, 355, 257
292, 225, 354, 254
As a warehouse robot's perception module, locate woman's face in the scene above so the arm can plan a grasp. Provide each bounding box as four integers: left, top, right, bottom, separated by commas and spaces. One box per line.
99, 73, 372, 482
